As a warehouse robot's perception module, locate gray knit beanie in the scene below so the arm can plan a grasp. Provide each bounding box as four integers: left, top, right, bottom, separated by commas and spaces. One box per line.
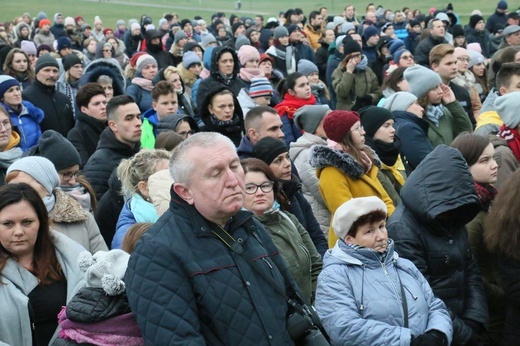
383, 92, 418, 112
495, 92, 520, 128
35, 53, 59, 75
174, 30, 188, 44
404, 65, 442, 98
297, 59, 319, 76
294, 105, 330, 133
38, 130, 81, 171
7, 156, 60, 195
274, 26, 289, 40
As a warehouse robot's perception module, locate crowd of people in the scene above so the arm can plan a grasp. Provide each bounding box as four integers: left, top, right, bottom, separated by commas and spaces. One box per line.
1, 1, 520, 345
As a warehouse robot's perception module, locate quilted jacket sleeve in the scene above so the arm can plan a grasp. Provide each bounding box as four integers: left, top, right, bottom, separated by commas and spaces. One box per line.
125, 241, 206, 345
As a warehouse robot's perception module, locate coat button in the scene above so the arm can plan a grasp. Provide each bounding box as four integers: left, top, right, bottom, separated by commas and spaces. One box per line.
448, 239, 454, 244
268, 335, 273, 340
246, 281, 251, 286
201, 227, 206, 231
237, 238, 243, 243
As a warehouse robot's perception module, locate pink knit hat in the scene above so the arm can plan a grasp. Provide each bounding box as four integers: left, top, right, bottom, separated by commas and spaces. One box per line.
237, 44, 260, 66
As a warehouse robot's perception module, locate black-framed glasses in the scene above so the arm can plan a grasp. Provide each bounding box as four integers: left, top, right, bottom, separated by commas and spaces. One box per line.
400, 54, 414, 60
59, 171, 80, 181
244, 181, 274, 195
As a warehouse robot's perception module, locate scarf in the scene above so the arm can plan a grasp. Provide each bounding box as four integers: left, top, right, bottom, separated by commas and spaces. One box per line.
474, 182, 497, 211
239, 67, 264, 83
355, 55, 368, 71
425, 105, 444, 127
274, 93, 316, 120
273, 44, 295, 74
131, 77, 154, 91
498, 124, 520, 161
61, 184, 92, 212
0, 147, 23, 169
130, 194, 159, 223
452, 71, 476, 91
207, 113, 242, 135
366, 136, 402, 168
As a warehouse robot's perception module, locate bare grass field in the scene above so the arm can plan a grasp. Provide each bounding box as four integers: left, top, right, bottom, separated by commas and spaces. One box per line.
2, 0, 501, 32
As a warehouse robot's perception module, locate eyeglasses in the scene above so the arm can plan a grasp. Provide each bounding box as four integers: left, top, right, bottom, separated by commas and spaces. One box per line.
351, 124, 364, 134
245, 181, 275, 195
457, 57, 470, 62
59, 171, 80, 181
177, 130, 195, 138
0, 120, 11, 130
400, 54, 414, 60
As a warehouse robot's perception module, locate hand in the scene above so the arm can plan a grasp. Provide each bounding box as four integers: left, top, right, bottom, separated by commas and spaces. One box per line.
441, 84, 456, 104
410, 331, 447, 346
346, 58, 357, 73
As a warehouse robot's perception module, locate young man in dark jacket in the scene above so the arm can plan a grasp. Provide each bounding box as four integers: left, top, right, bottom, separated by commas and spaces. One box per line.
125, 132, 301, 345
388, 145, 489, 345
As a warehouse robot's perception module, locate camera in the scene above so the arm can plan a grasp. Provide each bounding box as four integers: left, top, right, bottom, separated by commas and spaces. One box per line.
286, 309, 329, 346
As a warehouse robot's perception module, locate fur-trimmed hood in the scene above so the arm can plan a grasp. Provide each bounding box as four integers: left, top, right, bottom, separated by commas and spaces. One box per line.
50, 188, 89, 223
309, 144, 380, 179
80, 58, 126, 96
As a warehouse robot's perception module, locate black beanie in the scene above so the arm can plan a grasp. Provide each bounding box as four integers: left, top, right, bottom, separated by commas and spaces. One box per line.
358, 106, 394, 138
342, 38, 362, 58
469, 15, 484, 29
231, 22, 244, 35
252, 137, 288, 165
38, 130, 80, 171
62, 53, 82, 72
452, 24, 465, 38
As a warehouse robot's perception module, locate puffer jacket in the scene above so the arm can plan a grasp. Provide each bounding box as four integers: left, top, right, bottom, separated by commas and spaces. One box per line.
393, 110, 433, 171
254, 209, 322, 305
51, 188, 108, 254
195, 46, 246, 110
126, 75, 153, 113
289, 132, 330, 234
387, 145, 488, 345
465, 27, 491, 58
125, 190, 297, 345
316, 239, 453, 346
0, 230, 85, 346
83, 128, 140, 201
66, 287, 131, 323
310, 145, 395, 247
331, 64, 380, 110
67, 111, 107, 168
2, 100, 44, 152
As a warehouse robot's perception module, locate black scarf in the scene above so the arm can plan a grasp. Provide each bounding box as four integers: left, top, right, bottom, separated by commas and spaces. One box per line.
365, 136, 401, 166
207, 113, 242, 135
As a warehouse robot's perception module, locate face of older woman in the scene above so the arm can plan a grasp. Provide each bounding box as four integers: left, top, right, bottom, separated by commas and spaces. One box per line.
209, 93, 235, 121
0, 200, 40, 261
8, 172, 49, 199
141, 63, 158, 80
243, 171, 275, 215
345, 219, 388, 252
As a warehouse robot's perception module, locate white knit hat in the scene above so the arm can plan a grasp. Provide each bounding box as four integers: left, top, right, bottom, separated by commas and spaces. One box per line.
78, 250, 130, 296
332, 197, 388, 240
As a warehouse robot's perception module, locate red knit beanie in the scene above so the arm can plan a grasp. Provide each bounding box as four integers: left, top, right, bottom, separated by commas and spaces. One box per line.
323, 110, 360, 143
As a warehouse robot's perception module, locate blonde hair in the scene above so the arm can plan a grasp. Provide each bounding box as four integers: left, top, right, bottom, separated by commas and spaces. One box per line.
117, 149, 170, 199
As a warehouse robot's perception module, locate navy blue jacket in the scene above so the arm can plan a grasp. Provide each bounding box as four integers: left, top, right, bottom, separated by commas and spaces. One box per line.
393, 110, 433, 171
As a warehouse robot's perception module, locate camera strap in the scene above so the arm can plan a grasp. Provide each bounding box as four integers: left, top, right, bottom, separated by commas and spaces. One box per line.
397, 274, 409, 328
211, 225, 306, 316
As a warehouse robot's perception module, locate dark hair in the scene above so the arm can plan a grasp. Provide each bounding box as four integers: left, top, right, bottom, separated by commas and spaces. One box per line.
278, 71, 305, 98
0, 183, 63, 285
492, 47, 520, 75
3, 48, 34, 83
76, 82, 106, 109
152, 80, 176, 102
348, 210, 387, 237
451, 133, 491, 167
485, 170, 520, 260
107, 94, 135, 122
122, 222, 152, 253
380, 66, 407, 93
76, 175, 98, 213
496, 62, 520, 89
240, 158, 290, 210
155, 131, 184, 151
309, 11, 320, 21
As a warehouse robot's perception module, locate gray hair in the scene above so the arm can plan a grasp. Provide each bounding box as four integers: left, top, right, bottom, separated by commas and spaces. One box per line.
117, 149, 171, 199
97, 75, 113, 85
170, 132, 236, 185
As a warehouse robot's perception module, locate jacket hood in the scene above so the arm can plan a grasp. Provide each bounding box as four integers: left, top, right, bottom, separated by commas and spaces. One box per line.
199, 84, 244, 123
97, 127, 140, 154
290, 133, 327, 161
157, 113, 199, 133
202, 46, 215, 70
210, 45, 240, 78
324, 239, 398, 270
80, 58, 126, 96
400, 145, 480, 227
481, 88, 498, 113
16, 22, 30, 38
310, 144, 379, 179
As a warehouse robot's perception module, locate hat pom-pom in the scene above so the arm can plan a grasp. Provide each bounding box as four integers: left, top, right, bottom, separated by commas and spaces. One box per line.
78, 251, 93, 272
101, 274, 126, 296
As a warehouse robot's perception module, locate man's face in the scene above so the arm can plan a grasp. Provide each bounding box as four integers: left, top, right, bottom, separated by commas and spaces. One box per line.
255, 16, 263, 27
60, 47, 72, 57
183, 23, 192, 33
350, 34, 363, 48
234, 25, 245, 36
56, 15, 64, 25
109, 102, 142, 147
250, 111, 284, 144
475, 20, 485, 32
36, 66, 59, 86
432, 53, 458, 81
394, 12, 405, 23
367, 34, 379, 46
175, 141, 245, 225
82, 94, 107, 120
430, 20, 445, 38
365, 12, 376, 24
500, 75, 520, 95
506, 31, 520, 46
311, 15, 323, 27
132, 28, 141, 36
153, 92, 178, 119
289, 29, 302, 42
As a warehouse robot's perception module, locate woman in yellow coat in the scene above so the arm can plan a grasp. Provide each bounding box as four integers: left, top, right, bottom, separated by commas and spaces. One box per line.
310, 110, 395, 247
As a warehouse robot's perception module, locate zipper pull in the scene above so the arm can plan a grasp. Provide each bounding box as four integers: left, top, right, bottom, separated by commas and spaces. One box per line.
262, 257, 273, 269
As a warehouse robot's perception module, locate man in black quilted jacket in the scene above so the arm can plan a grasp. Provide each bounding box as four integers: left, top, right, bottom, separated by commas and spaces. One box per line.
125, 132, 298, 345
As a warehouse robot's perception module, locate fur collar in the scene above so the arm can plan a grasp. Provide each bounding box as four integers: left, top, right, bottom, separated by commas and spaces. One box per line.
49, 189, 89, 223
309, 145, 380, 179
